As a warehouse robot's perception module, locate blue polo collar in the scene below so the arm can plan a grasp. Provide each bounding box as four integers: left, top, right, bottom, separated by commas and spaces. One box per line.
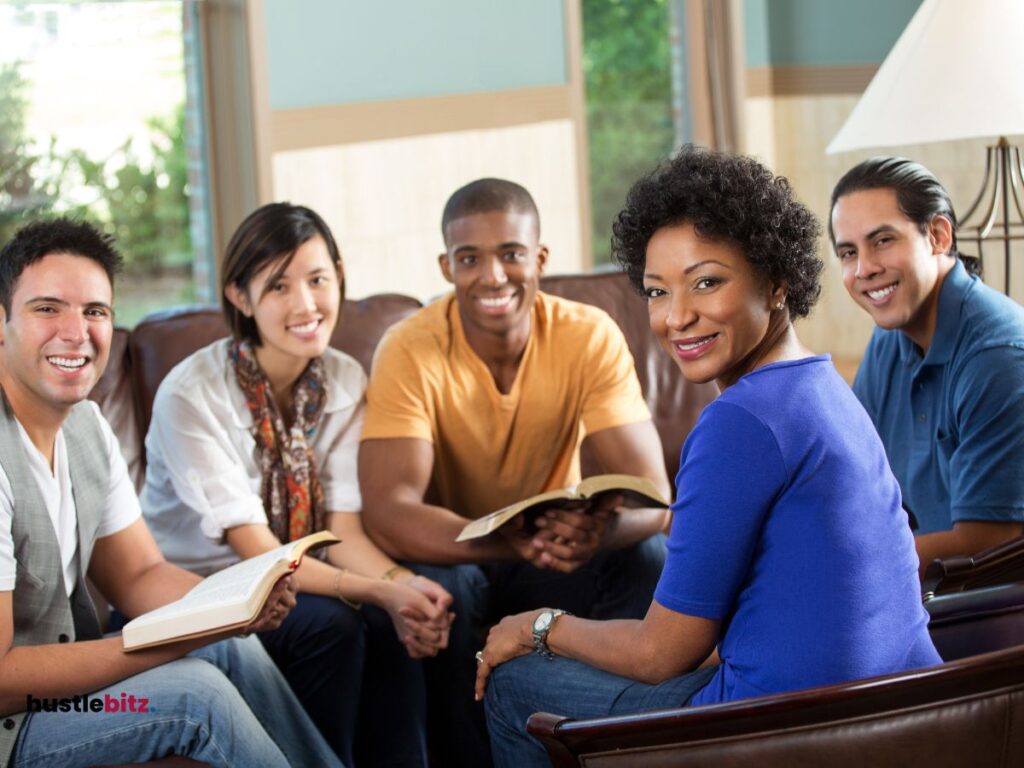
897, 257, 972, 367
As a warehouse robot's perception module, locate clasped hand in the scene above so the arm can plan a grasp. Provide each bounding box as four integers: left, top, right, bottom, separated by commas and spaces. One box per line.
499, 494, 622, 573
382, 573, 455, 659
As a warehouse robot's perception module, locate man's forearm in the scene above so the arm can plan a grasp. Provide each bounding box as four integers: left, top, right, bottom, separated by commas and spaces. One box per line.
364, 499, 516, 564
0, 633, 212, 716
112, 561, 202, 619
0, 569, 293, 716
916, 521, 1024, 578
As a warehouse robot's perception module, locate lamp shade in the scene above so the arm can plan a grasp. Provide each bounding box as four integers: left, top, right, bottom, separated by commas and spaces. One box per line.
826, 0, 1024, 154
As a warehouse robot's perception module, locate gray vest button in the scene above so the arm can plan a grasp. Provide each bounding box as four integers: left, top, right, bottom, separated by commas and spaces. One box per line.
58, 633, 70, 643
3, 719, 14, 730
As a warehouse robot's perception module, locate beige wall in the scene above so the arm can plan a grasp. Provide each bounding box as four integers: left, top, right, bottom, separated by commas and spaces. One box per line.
261, 0, 589, 303
271, 119, 584, 302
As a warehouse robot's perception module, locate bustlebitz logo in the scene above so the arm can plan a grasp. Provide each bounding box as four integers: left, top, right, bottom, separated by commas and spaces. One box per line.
25, 692, 152, 713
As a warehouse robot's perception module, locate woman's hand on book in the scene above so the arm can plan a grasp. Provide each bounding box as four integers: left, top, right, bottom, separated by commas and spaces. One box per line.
243, 574, 297, 634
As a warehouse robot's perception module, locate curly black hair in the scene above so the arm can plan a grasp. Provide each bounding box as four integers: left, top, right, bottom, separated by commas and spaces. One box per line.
612, 145, 823, 318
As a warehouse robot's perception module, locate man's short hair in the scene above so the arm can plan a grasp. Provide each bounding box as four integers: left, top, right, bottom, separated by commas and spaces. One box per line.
829, 156, 980, 276
0, 218, 123, 316
441, 178, 540, 242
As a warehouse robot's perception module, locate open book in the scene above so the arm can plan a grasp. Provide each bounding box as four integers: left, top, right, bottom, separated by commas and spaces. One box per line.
456, 474, 669, 542
122, 531, 338, 651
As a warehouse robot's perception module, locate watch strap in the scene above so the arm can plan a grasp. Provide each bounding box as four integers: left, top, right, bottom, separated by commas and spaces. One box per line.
533, 609, 571, 660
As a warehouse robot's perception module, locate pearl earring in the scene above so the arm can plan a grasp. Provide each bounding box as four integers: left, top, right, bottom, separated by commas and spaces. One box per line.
775, 300, 785, 310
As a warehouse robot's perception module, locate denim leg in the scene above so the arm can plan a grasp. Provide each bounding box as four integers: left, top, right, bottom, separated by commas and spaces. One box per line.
353, 604, 428, 768
190, 635, 343, 768
405, 539, 665, 768
12, 656, 292, 768
487, 534, 667, 621
408, 562, 492, 768
257, 592, 365, 763
485, 654, 717, 768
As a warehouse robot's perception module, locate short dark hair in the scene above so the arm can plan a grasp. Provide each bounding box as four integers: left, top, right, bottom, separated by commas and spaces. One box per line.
829, 156, 980, 276
221, 203, 343, 345
0, 218, 123, 317
441, 178, 540, 242
612, 145, 823, 318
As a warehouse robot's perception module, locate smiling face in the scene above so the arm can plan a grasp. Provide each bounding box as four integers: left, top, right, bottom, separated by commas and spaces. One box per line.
832, 187, 954, 350
0, 252, 113, 419
643, 222, 783, 390
225, 235, 341, 386
439, 209, 548, 348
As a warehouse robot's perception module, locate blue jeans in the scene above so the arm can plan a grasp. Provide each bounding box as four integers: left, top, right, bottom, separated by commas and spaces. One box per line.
11, 635, 342, 768
412, 534, 666, 768
485, 654, 718, 768
258, 593, 427, 767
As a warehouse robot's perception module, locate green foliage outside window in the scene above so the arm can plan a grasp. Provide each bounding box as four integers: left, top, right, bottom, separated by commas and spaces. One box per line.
0, 63, 57, 237
582, 0, 676, 265
0, 61, 191, 276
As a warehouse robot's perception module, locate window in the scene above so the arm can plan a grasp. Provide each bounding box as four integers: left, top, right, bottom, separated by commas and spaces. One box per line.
0, 0, 213, 326
581, 0, 676, 265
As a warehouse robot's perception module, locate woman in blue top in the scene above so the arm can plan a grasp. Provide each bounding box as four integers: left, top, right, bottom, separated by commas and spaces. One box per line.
476, 146, 942, 766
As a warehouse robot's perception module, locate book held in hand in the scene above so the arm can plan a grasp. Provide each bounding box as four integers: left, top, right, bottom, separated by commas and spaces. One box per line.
456, 474, 669, 542
121, 531, 338, 651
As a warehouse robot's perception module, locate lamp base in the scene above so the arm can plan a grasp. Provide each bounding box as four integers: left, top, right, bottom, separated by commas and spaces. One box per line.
958, 137, 1024, 298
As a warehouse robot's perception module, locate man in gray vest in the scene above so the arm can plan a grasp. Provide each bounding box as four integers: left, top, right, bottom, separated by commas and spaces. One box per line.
0, 219, 342, 767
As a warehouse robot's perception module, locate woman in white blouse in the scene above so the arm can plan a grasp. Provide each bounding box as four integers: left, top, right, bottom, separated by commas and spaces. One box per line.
140, 203, 452, 767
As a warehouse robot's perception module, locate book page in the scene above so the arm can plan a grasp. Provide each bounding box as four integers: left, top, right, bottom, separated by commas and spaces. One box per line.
184, 544, 291, 600
125, 543, 293, 631
122, 532, 337, 650
577, 474, 669, 506
456, 475, 669, 542
456, 488, 573, 542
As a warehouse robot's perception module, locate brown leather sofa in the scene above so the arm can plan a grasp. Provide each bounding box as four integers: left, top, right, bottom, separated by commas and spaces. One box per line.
528, 644, 1024, 767
90, 271, 720, 491
528, 583, 1024, 767
923, 534, 1024, 597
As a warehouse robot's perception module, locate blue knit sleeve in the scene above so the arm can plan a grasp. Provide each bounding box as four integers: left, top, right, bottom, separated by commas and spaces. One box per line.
654, 400, 788, 619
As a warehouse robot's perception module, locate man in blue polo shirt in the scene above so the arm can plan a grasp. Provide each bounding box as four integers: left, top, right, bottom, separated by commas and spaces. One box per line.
830, 156, 1024, 575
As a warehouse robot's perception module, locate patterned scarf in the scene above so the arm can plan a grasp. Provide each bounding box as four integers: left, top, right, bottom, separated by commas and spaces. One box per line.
229, 340, 327, 544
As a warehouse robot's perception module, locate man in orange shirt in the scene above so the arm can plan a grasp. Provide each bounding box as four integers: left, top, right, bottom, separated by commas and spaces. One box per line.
360, 178, 671, 767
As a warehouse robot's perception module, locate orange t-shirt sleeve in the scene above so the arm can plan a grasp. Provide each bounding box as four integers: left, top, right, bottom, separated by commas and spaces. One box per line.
580, 313, 651, 434
361, 330, 435, 443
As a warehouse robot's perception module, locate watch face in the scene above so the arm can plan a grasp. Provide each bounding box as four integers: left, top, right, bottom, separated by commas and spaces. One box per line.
533, 611, 553, 633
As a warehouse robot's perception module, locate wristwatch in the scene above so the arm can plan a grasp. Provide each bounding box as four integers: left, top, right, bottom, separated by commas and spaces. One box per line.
532, 609, 571, 660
